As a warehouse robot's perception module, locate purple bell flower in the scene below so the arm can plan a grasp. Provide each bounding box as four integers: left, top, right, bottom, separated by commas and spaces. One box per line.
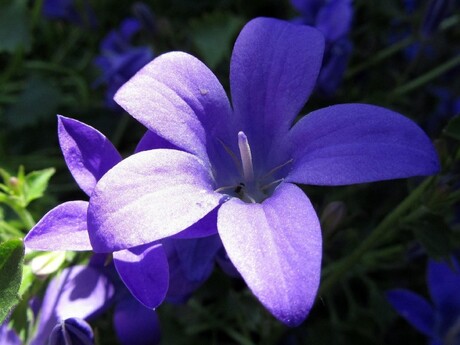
24, 116, 169, 310
291, 0, 353, 95
31, 265, 114, 345
42, 0, 97, 27
387, 258, 460, 345
86, 17, 439, 326
94, 18, 154, 109
24, 116, 221, 310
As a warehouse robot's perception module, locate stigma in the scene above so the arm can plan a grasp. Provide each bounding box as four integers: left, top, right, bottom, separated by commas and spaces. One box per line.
237, 131, 254, 183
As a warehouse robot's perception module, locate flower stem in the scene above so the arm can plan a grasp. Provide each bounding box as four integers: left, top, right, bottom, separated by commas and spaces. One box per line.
11, 204, 36, 231
319, 177, 434, 295
391, 54, 460, 96
345, 36, 413, 78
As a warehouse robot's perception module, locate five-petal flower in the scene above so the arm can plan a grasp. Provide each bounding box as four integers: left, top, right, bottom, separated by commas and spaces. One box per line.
87, 17, 439, 326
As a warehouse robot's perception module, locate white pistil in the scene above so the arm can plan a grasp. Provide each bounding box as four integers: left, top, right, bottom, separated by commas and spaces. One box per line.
238, 131, 254, 183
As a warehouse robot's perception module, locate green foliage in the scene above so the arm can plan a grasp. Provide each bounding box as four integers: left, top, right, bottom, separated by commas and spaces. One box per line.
444, 116, 460, 141
0, 239, 24, 324
5, 77, 61, 129
0, 0, 31, 53
0, 166, 55, 209
190, 12, 244, 69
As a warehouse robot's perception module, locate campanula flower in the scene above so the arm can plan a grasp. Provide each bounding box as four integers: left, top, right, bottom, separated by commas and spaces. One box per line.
87, 17, 439, 326
42, 0, 97, 27
24, 117, 221, 307
387, 258, 460, 345
291, 0, 353, 95
94, 18, 154, 109
31, 265, 114, 345
24, 116, 169, 310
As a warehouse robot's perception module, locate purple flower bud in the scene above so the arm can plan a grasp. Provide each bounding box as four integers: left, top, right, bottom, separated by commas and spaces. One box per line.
48, 318, 94, 345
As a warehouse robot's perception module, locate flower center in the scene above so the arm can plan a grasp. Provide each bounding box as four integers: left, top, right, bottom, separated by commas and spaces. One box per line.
215, 131, 292, 203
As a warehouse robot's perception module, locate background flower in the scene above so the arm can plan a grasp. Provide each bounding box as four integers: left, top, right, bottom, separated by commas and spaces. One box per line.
387, 258, 460, 345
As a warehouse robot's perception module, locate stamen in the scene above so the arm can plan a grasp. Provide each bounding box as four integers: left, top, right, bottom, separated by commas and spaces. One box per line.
214, 185, 239, 193
261, 178, 284, 191
238, 131, 254, 183
217, 138, 242, 173
261, 159, 293, 180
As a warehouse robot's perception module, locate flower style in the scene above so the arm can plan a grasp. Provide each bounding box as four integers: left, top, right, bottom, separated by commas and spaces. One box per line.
94, 17, 154, 109
291, 0, 353, 95
386, 258, 460, 345
87, 17, 440, 326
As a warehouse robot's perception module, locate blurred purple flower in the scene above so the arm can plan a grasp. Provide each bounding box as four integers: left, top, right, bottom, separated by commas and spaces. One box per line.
291, 0, 353, 95
387, 258, 460, 345
394, 0, 454, 61
421, 0, 455, 37
42, 0, 97, 27
31, 265, 114, 345
87, 17, 439, 326
0, 322, 21, 345
94, 18, 154, 109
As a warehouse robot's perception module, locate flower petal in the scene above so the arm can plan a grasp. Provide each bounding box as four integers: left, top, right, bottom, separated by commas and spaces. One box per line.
386, 289, 434, 336
58, 116, 121, 196
315, 0, 353, 42
114, 243, 169, 309
217, 183, 322, 326
88, 149, 222, 252
163, 236, 221, 303
135, 130, 179, 153
230, 17, 324, 168
172, 208, 218, 239
113, 297, 161, 345
427, 258, 460, 335
114, 51, 233, 165
285, 104, 440, 185
31, 265, 114, 345
24, 201, 92, 251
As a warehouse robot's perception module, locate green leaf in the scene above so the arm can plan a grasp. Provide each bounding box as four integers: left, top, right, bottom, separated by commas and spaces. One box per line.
190, 12, 244, 69
18, 264, 34, 297
443, 116, 460, 141
0, 0, 31, 53
24, 168, 55, 204
5, 77, 61, 129
0, 239, 24, 324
